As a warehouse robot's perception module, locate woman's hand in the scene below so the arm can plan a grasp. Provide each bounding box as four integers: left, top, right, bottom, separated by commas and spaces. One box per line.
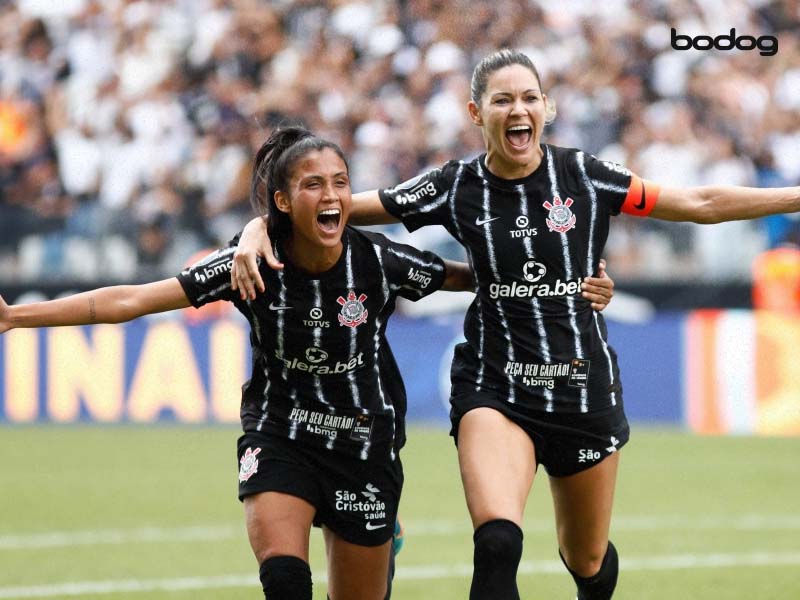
231, 217, 283, 301
0, 295, 11, 334
581, 259, 615, 311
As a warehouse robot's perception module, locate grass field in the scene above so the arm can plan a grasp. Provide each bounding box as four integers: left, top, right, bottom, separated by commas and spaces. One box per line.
1, 425, 798, 599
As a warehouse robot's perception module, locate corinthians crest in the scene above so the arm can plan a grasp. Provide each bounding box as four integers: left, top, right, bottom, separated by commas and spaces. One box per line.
337, 290, 368, 328
543, 196, 577, 233
239, 447, 261, 483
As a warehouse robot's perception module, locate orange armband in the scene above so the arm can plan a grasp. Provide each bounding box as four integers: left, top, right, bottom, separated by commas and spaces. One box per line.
620, 175, 659, 217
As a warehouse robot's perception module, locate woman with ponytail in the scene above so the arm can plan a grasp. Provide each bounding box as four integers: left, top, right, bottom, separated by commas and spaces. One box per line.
0, 125, 483, 599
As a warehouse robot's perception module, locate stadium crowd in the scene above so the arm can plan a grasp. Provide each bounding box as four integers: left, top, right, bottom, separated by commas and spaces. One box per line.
1, 0, 798, 283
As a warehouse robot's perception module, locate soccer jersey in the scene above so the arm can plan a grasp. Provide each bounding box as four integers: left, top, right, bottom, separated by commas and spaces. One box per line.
177, 226, 446, 460
379, 144, 639, 414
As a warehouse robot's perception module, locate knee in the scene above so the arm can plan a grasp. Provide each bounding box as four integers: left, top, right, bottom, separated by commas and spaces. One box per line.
473, 519, 524, 567
561, 542, 619, 600
560, 543, 609, 578
259, 555, 312, 600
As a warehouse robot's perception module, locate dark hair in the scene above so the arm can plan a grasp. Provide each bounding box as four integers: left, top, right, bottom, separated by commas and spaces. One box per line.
470, 49, 557, 123
250, 125, 349, 240
470, 49, 543, 105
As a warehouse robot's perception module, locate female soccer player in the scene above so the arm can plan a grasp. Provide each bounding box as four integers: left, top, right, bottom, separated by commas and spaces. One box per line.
0, 126, 481, 600
230, 50, 800, 600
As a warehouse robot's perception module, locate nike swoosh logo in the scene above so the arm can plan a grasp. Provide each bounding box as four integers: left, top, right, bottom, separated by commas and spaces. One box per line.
365, 522, 387, 531
268, 302, 293, 311
475, 216, 500, 226
633, 183, 646, 210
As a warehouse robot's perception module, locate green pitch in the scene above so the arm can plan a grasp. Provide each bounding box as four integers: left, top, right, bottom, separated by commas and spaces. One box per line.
1, 426, 798, 599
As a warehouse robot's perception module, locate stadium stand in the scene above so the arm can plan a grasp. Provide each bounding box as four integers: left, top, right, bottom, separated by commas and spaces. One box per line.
0, 0, 798, 287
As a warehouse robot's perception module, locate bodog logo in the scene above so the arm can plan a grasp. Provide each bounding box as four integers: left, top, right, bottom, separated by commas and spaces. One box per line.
671, 28, 778, 57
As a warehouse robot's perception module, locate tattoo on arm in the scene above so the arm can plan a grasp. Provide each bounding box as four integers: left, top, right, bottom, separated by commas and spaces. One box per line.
88, 297, 97, 322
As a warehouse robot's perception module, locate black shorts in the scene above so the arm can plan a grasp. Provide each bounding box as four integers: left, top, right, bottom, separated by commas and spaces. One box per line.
237, 432, 403, 546
449, 392, 630, 477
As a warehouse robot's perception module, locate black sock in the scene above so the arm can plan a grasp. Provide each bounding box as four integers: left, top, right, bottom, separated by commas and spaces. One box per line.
259, 555, 312, 600
469, 519, 523, 600
560, 541, 619, 600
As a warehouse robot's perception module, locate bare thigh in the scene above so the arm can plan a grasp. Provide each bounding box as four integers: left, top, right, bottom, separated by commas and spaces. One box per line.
324, 528, 392, 600
548, 451, 620, 577
457, 407, 538, 528
243, 491, 316, 564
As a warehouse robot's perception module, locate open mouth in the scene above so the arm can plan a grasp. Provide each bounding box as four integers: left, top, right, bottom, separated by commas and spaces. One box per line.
505, 124, 532, 148
316, 208, 341, 233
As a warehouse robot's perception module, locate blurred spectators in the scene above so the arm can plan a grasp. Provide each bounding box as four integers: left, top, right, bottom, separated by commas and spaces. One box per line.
0, 0, 798, 283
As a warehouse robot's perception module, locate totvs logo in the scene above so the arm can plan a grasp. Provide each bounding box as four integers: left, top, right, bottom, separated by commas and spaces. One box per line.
671, 28, 778, 56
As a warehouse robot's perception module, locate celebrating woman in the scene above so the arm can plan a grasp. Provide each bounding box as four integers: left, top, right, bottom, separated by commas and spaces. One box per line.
231, 50, 800, 600
0, 126, 478, 600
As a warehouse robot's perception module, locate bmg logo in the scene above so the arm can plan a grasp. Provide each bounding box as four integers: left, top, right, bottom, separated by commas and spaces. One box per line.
671, 28, 778, 57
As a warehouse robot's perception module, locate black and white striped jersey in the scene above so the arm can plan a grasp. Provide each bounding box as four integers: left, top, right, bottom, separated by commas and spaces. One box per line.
177, 226, 446, 460
379, 144, 637, 414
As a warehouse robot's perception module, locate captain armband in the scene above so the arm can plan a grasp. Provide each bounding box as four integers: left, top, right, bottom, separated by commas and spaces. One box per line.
620, 175, 660, 217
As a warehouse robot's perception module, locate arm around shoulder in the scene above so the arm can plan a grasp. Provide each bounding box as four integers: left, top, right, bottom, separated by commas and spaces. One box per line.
231, 216, 278, 300
350, 190, 398, 225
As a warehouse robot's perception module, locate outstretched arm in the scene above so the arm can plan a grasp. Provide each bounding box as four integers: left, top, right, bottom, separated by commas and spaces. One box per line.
651, 184, 800, 224
231, 190, 397, 300
0, 279, 191, 333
